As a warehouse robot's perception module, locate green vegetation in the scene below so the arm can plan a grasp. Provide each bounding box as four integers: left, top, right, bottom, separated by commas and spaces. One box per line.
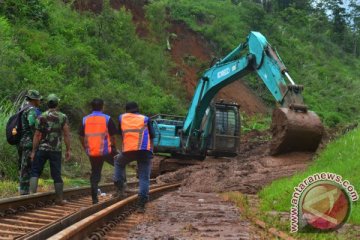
241, 113, 271, 134
0, 100, 18, 180
224, 191, 357, 240
260, 127, 360, 226
0, 177, 89, 198
0, 0, 186, 122
0, 0, 187, 185
147, 0, 360, 127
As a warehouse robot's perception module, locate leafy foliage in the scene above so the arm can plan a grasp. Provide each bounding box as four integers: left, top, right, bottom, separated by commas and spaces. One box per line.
0, 0, 187, 182
260, 127, 360, 225
147, 0, 360, 127
0, 100, 18, 180
0, 0, 186, 124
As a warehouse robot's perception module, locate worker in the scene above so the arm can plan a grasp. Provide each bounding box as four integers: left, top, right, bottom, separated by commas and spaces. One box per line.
29, 94, 71, 205
19, 90, 42, 195
113, 102, 155, 213
79, 98, 117, 204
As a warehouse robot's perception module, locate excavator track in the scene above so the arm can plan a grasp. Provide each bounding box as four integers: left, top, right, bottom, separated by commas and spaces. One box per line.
151, 155, 202, 177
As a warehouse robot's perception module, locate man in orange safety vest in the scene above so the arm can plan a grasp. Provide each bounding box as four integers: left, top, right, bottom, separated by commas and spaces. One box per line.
113, 101, 155, 213
79, 98, 117, 204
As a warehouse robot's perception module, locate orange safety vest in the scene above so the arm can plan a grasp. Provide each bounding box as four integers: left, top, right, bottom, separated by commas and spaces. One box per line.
119, 113, 151, 152
83, 112, 112, 157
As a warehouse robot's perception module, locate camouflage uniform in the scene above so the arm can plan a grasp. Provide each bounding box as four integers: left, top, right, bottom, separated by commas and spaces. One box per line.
31, 109, 68, 183
19, 106, 41, 195
36, 110, 68, 152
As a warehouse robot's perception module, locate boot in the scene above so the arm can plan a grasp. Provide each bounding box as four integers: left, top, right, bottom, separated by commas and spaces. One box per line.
91, 185, 99, 204
124, 182, 136, 194
29, 177, 38, 194
112, 181, 125, 198
54, 183, 66, 205
137, 197, 147, 214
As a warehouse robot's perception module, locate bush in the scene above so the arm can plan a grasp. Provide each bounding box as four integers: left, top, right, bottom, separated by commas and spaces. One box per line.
148, 0, 360, 127
0, 0, 187, 125
0, 100, 18, 180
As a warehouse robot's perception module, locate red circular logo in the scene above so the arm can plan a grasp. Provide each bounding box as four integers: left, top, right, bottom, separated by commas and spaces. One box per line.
300, 182, 351, 231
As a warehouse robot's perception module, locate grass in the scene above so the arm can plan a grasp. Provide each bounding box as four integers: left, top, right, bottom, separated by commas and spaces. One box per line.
0, 180, 18, 198
241, 113, 271, 134
257, 127, 360, 238
224, 191, 358, 240
0, 100, 19, 181
0, 177, 90, 198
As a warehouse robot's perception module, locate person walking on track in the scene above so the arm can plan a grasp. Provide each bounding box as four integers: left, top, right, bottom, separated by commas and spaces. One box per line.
29, 94, 71, 205
113, 101, 155, 213
79, 98, 118, 204
19, 90, 42, 195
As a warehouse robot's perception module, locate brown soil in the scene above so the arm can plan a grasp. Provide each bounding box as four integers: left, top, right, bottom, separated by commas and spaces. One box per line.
156, 130, 314, 194
110, 0, 149, 37
128, 191, 270, 239
168, 21, 268, 115
69, 0, 103, 14
73, 1, 268, 115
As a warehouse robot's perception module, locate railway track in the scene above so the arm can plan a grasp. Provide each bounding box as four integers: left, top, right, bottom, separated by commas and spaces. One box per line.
0, 180, 156, 240
49, 183, 181, 240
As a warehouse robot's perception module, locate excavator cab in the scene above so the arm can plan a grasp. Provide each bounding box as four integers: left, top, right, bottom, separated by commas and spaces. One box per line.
207, 102, 240, 157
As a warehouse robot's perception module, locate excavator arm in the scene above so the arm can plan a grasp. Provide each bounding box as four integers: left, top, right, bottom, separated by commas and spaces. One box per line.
150, 31, 324, 176
182, 31, 323, 154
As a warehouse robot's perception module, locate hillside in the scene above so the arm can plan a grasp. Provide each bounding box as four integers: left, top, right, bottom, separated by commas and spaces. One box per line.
145, 0, 360, 127
1, 0, 360, 180
1, 0, 360, 125
0, 0, 186, 123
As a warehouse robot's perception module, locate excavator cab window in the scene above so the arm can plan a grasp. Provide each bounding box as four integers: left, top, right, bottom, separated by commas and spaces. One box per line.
207, 102, 240, 157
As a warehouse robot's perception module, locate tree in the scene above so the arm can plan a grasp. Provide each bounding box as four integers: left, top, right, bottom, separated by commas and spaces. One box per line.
272, 0, 311, 11
349, 0, 360, 56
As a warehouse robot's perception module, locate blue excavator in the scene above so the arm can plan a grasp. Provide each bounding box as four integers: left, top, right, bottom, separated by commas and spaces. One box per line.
151, 32, 324, 176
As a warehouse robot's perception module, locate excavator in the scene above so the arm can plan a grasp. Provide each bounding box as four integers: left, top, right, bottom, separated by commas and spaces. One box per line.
151, 31, 324, 176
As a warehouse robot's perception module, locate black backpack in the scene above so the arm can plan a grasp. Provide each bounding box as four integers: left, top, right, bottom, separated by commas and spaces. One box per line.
6, 106, 31, 145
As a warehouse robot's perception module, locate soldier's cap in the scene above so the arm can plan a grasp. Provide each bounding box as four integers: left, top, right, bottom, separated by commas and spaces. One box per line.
25, 90, 42, 100
47, 94, 60, 104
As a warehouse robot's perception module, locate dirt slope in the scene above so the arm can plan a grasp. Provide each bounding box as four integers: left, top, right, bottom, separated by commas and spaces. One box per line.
168, 22, 268, 115
156, 130, 313, 194
81, 0, 268, 115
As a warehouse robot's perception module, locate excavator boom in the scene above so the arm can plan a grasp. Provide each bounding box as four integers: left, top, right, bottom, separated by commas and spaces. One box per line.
153, 31, 324, 162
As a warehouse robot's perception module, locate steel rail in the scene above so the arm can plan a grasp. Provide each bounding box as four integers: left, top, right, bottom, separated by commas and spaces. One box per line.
0, 183, 112, 215
0, 180, 155, 239
49, 183, 181, 240
0, 180, 155, 215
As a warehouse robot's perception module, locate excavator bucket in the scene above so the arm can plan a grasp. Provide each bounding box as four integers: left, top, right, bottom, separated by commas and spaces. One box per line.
270, 107, 324, 155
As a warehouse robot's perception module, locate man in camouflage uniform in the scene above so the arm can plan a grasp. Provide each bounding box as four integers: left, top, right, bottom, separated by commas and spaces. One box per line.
30, 94, 71, 205
19, 90, 42, 195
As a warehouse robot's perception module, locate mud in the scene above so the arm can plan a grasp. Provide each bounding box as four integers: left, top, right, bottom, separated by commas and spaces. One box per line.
270, 108, 324, 155
128, 191, 269, 239
156, 131, 314, 194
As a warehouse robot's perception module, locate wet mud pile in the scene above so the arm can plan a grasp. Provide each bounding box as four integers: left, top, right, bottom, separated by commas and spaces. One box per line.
157, 131, 314, 194
128, 191, 268, 239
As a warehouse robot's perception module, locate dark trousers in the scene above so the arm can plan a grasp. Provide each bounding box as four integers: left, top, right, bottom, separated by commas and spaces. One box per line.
89, 154, 114, 188
31, 150, 63, 183
114, 151, 153, 201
